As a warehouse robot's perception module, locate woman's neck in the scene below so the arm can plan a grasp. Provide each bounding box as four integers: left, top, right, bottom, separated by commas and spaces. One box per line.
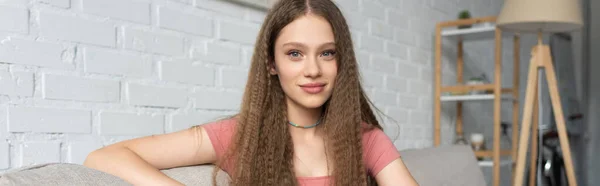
286, 99, 324, 139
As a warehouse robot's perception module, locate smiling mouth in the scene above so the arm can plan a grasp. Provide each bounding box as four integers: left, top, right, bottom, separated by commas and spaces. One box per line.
299, 83, 326, 94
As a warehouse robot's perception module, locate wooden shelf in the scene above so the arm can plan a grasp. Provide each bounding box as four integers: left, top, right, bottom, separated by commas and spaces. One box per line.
441, 84, 514, 94
440, 94, 514, 102
434, 16, 520, 186
478, 159, 513, 167
474, 150, 512, 158
441, 23, 497, 41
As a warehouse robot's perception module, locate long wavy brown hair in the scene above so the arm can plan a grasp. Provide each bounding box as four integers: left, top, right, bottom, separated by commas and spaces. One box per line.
212, 0, 384, 185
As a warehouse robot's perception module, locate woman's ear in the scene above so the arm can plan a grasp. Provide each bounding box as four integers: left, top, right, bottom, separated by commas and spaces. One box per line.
268, 60, 278, 75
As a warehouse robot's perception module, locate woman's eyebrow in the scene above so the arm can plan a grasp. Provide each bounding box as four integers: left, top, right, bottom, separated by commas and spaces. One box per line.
281, 42, 335, 50
281, 42, 307, 49
318, 42, 336, 50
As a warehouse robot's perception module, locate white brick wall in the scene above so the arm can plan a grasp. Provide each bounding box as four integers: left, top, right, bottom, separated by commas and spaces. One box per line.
0, 6, 28, 34
68, 141, 102, 164
82, 0, 151, 24
43, 74, 121, 102
0, 142, 9, 169
194, 89, 242, 110
158, 6, 213, 36
8, 106, 92, 133
368, 19, 393, 40
39, 0, 70, 8
199, 42, 241, 64
21, 142, 61, 167
0, 71, 34, 97
361, 1, 385, 20
123, 27, 185, 56
84, 47, 154, 77
221, 68, 248, 88
99, 112, 164, 135
0, 1, 510, 181
218, 20, 260, 45
160, 60, 215, 85
39, 11, 116, 47
0, 38, 74, 69
126, 83, 188, 108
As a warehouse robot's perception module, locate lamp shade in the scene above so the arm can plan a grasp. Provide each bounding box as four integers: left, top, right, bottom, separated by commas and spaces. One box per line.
496, 0, 583, 33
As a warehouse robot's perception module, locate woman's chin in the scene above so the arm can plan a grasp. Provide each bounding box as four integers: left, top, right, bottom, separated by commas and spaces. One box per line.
297, 100, 328, 109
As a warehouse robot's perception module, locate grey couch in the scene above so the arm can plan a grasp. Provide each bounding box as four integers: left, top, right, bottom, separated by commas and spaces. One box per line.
0, 145, 485, 186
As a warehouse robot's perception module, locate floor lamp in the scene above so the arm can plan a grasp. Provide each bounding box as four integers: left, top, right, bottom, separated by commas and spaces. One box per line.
496, 0, 583, 186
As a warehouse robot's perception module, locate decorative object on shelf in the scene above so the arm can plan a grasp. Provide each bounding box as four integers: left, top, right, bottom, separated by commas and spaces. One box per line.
497, 0, 583, 185
466, 76, 485, 95
470, 133, 486, 161
453, 134, 469, 145
470, 133, 485, 151
458, 10, 472, 29
467, 73, 492, 94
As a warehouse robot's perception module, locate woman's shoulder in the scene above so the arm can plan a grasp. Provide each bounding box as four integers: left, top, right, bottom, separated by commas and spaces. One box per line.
360, 121, 385, 137
360, 121, 393, 150
200, 117, 238, 161
360, 121, 401, 175
202, 117, 238, 131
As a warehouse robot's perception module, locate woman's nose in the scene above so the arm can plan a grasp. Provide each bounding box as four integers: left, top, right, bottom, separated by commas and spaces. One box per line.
303, 57, 321, 78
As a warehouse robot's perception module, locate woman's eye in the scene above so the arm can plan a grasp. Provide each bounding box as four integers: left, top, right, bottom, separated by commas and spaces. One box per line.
287, 50, 303, 61
290, 51, 300, 57
321, 50, 336, 59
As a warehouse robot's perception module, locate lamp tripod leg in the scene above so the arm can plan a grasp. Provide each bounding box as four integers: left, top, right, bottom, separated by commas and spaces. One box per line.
514, 47, 540, 186
541, 46, 577, 186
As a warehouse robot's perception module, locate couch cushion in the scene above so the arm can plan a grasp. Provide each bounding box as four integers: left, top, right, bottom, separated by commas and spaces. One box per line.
0, 163, 230, 186
400, 145, 486, 186
0, 163, 130, 186
160, 165, 230, 185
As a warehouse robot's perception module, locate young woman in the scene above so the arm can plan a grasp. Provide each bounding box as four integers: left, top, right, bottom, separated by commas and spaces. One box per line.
84, 0, 418, 185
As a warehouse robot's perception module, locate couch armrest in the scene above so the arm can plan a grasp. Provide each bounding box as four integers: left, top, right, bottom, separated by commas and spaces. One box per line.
0, 163, 230, 186
399, 145, 486, 186
0, 163, 131, 186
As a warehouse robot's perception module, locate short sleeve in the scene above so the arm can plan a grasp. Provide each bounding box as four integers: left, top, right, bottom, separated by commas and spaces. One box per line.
362, 127, 401, 176
201, 118, 236, 172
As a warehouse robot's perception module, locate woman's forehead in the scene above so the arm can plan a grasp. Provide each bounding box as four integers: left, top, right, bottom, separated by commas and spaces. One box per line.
275, 14, 335, 48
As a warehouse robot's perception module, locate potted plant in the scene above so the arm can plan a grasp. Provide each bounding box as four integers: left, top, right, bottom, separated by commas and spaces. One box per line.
458, 10, 472, 29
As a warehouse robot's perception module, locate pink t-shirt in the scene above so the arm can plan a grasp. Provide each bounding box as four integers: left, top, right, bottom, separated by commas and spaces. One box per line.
202, 118, 400, 185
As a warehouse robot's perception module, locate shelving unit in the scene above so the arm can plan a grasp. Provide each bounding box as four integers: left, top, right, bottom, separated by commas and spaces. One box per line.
479, 159, 513, 167
434, 16, 521, 186
440, 94, 514, 102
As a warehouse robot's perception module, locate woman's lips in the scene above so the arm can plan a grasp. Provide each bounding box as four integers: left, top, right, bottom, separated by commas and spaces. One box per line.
299, 83, 326, 94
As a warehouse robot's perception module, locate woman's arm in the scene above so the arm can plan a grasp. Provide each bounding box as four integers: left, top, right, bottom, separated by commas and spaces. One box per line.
375, 157, 419, 186
83, 126, 217, 186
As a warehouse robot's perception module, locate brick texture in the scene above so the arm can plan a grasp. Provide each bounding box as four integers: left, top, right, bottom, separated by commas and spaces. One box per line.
8, 106, 91, 133
0, 71, 34, 97
43, 74, 121, 102
84, 47, 153, 78
99, 112, 164, 136
39, 11, 116, 47
126, 83, 188, 108
81, 0, 150, 24
0, 6, 28, 33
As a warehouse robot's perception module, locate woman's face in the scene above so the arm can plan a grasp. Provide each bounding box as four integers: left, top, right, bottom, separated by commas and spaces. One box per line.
271, 14, 338, 110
